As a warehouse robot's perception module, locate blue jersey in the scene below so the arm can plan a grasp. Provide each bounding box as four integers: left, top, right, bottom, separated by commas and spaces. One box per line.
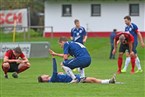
125, 23, 138, 44
49, 74, 81, 83
71, 26, 87, 44
63, 41, 90, 58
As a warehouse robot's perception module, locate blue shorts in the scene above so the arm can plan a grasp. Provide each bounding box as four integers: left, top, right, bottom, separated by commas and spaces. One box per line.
63, 57, 91, 69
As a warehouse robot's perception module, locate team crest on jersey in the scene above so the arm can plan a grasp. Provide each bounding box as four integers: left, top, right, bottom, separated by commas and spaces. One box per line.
129, 28, 132, 31
79, 30, 82, 33
76, 33, 80, 36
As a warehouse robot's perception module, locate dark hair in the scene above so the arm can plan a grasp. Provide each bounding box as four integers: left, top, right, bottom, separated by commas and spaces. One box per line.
59, 36, 68, 43
124, 16, 131, 21
13, 47, 22, 54
113, 29, 117, 32
74, 19, 79, 24
38, 76, 43, 83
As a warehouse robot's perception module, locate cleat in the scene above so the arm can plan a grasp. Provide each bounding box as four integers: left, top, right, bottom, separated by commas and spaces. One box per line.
70, 78, 79, 83
135, 69, 143, 73
73, 68, 77, 72
130, 70, 135, 74
12, 72, 18, 78
79, 77, 86, 83
121, 69, 126, 73
4, 74, 8, 79
109, 74, 116, 84
116, 70, 121, 74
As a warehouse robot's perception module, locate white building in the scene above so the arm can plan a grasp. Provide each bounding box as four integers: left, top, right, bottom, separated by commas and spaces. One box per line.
44, 0, 145, 37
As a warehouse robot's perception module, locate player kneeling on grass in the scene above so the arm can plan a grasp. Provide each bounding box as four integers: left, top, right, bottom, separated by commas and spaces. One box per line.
49, 37, 91, 83
112, 32, 135, 74
38, 57, 116, 84
2, 47, 30, 78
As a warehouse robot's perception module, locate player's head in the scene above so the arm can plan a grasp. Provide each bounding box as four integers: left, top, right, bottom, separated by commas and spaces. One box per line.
38, 75, 51, 83
74, 19, 80, 28
58, 37, 68, 48
119, 34, 126, 44
113, 29, 117, 32
124, 16, 131, 25
13, 47, 22, 57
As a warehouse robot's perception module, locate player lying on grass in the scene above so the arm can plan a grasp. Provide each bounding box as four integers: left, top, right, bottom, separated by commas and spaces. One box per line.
38, 57, 116, 84
2, 47, 30, 78
112, 32, 136, 74
49, 37, 91, 83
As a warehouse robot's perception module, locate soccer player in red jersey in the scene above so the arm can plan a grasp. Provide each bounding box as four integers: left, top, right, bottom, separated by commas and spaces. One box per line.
112, 32, 135, 74
2, 47, 30, 78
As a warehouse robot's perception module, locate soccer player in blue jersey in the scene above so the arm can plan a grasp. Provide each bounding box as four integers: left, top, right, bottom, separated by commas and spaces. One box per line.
121, 16, 145, 73
49, 37, 91, 83
71, 19, 87, 44
37, 57, 116, 84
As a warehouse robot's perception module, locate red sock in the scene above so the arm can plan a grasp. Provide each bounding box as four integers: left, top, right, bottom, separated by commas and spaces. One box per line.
131, 57, 135, 72
118, 57, 123, 72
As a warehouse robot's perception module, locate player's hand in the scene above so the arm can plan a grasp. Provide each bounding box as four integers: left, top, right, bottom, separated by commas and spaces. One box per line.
49, 49, 56, 56
141, 42, 145, 48
130, 51, 134, 57
83, 39, 86, 43
16, 60, 22, 63
112, 49, 116, 55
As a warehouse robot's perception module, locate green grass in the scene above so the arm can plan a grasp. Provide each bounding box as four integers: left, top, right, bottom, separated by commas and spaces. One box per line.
0, 34, 145, 97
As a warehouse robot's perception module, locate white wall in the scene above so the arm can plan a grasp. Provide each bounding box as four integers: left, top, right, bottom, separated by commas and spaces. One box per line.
45, 0, 145, 32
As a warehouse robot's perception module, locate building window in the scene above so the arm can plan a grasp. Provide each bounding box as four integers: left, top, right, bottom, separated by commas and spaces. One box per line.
91, 4, 101, 16
62, 4, 72, 17
129, 4, 139, 16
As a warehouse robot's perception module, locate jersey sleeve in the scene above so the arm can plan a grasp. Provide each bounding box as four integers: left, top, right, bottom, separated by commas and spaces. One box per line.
5, 50, 11, 57
20, 53, 25, 58
133, 24, 139, 34
83, 27, 87, 36
63, 42, 69, 54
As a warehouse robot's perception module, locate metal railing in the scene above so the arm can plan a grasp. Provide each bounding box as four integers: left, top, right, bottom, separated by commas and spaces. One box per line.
0, 26, 53, 41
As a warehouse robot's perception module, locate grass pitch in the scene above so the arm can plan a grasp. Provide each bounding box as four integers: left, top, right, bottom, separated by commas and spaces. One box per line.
0, 37, 144, 97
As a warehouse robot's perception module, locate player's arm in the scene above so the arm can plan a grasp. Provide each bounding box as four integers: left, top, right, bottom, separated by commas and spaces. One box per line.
83, 28, 87, 43
112, 38, 118, 54
49, 49, 69, 58
83, 35, 88, 43
49, 49, 64, 57
137, 31, 145, 48
128, 41, 134, 56
70, 37, 73, 40
21, 57, 29, 63
3, 56, 18, 63
70, 29, 73, 40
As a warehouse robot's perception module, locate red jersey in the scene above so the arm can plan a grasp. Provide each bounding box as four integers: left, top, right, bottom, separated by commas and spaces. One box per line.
115, 32, 134, 44
5, 50, 25, 59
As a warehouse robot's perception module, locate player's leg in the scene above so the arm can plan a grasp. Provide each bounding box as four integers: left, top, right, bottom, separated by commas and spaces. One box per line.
12, 62, 30, 78
129, 45, 136, 74
135, 54, 143, 73
17, 62, 30, 73
117, 44, 126, 74
2, 62, 10, 78
133, 43, 143, 73
73, 57, 91, 80
62, 59, 78, 83
121, 52, 130, 73
109, 45, 114, 59
84, 74, 116, 84
79, 68, 85, 78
